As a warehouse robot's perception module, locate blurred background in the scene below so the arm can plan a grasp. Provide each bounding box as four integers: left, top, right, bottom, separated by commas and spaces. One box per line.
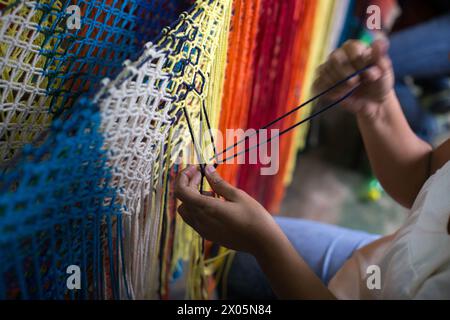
281, 0, 450, 236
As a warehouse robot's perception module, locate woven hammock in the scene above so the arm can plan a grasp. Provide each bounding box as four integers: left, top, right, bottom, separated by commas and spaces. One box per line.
0, 0, 189, 165
0, 0, 230, 299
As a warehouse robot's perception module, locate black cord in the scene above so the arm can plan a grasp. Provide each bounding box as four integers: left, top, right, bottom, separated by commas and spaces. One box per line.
218, 87, 357, 163
210, 64, 373, 162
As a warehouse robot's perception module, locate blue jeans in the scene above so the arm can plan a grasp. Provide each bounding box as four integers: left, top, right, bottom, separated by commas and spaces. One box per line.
223, 217, 379, 299
389, 14, 450, 142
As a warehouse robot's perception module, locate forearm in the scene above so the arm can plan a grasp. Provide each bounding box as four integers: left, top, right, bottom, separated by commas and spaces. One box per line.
253, 228, 335, 300
356, 91, 433, 208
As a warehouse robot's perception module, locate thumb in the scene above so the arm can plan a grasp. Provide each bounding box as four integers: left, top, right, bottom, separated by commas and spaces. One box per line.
204, 165, 239, 201
371, 38, 390, 69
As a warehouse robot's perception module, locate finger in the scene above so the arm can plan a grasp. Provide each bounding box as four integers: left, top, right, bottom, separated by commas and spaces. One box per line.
323, 61, 341, 85
344, 40, 387, 85
178, 203, 220, 238
177, 204, 200, 233
200, 191, 216, 197
189, 169, 202, 189
361, 66, 383, 83
312, 78, 344, 103
342, 39, 369, 71
175, 166, 205, 205
204, 165, 240, 201
324, 63, 359, 95
179, 165, 198, 181
371, 39, 389, 65
176, 165, 198, 188
371, 39, 393, 73
177, 204, 190, 221
357, 39, 391, 83
328, 48, 361, 86
312, 64, 333, 93
313, 63, 345, 95
319, 65, 357, 100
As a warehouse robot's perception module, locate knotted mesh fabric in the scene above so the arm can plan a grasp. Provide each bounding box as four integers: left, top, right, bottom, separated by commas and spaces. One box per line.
93, 0, 231, 299
0, 0, 189, 165
0, 0, 231, 300
0, 100, 124, 300
95, 45, 173, 299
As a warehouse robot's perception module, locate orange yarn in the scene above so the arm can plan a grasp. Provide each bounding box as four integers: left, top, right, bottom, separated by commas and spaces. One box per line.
218, 0, 262, 185
268, 0, 317, 213
217, 0, 319, 213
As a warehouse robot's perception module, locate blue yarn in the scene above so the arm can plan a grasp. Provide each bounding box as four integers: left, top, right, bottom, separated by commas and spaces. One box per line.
0, 0, 195, 300
337, 0, 358, 47
28, 0, 191, 115
171, 259, 183, 281
0, 99, 122, 299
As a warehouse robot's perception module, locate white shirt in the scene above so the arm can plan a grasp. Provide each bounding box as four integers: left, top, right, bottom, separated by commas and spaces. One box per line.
329, 160, 450, 299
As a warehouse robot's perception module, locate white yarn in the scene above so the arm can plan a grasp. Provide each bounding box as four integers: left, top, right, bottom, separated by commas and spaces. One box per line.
0, 1, 54, 164
93, 0, 232, 299
95, 44, 174, 299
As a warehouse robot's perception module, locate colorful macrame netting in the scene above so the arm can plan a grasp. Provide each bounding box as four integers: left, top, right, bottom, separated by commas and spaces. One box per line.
0, 0, 190, 165
0, 0, 361, 300
0, 0, 231, 299
0, 100, 125, 300
95, 0, 232, 299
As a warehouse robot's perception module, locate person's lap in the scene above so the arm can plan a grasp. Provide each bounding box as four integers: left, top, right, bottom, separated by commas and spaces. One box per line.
222, 217, 379, 300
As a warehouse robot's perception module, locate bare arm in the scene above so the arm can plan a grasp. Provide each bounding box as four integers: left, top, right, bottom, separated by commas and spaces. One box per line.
356, 92, 432, 208
314, 39, 450, 208
430, 138, 450, 175
253, 228, 335, 299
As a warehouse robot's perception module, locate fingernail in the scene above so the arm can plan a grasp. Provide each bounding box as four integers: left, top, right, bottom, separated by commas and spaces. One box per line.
205, 165, 216, 174
186, 165, 196, 173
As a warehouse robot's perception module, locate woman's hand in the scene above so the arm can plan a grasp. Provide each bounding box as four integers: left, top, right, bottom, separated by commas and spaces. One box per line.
175, 165, 337, 299
313, 39, 395, 120
174, 165, 282, 255
315, 40, 435, 209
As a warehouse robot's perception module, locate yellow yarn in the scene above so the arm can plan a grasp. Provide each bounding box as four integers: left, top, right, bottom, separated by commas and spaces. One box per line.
150, 0, 232, 299
284, 0, 338, 187
0, 0, 66, 164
